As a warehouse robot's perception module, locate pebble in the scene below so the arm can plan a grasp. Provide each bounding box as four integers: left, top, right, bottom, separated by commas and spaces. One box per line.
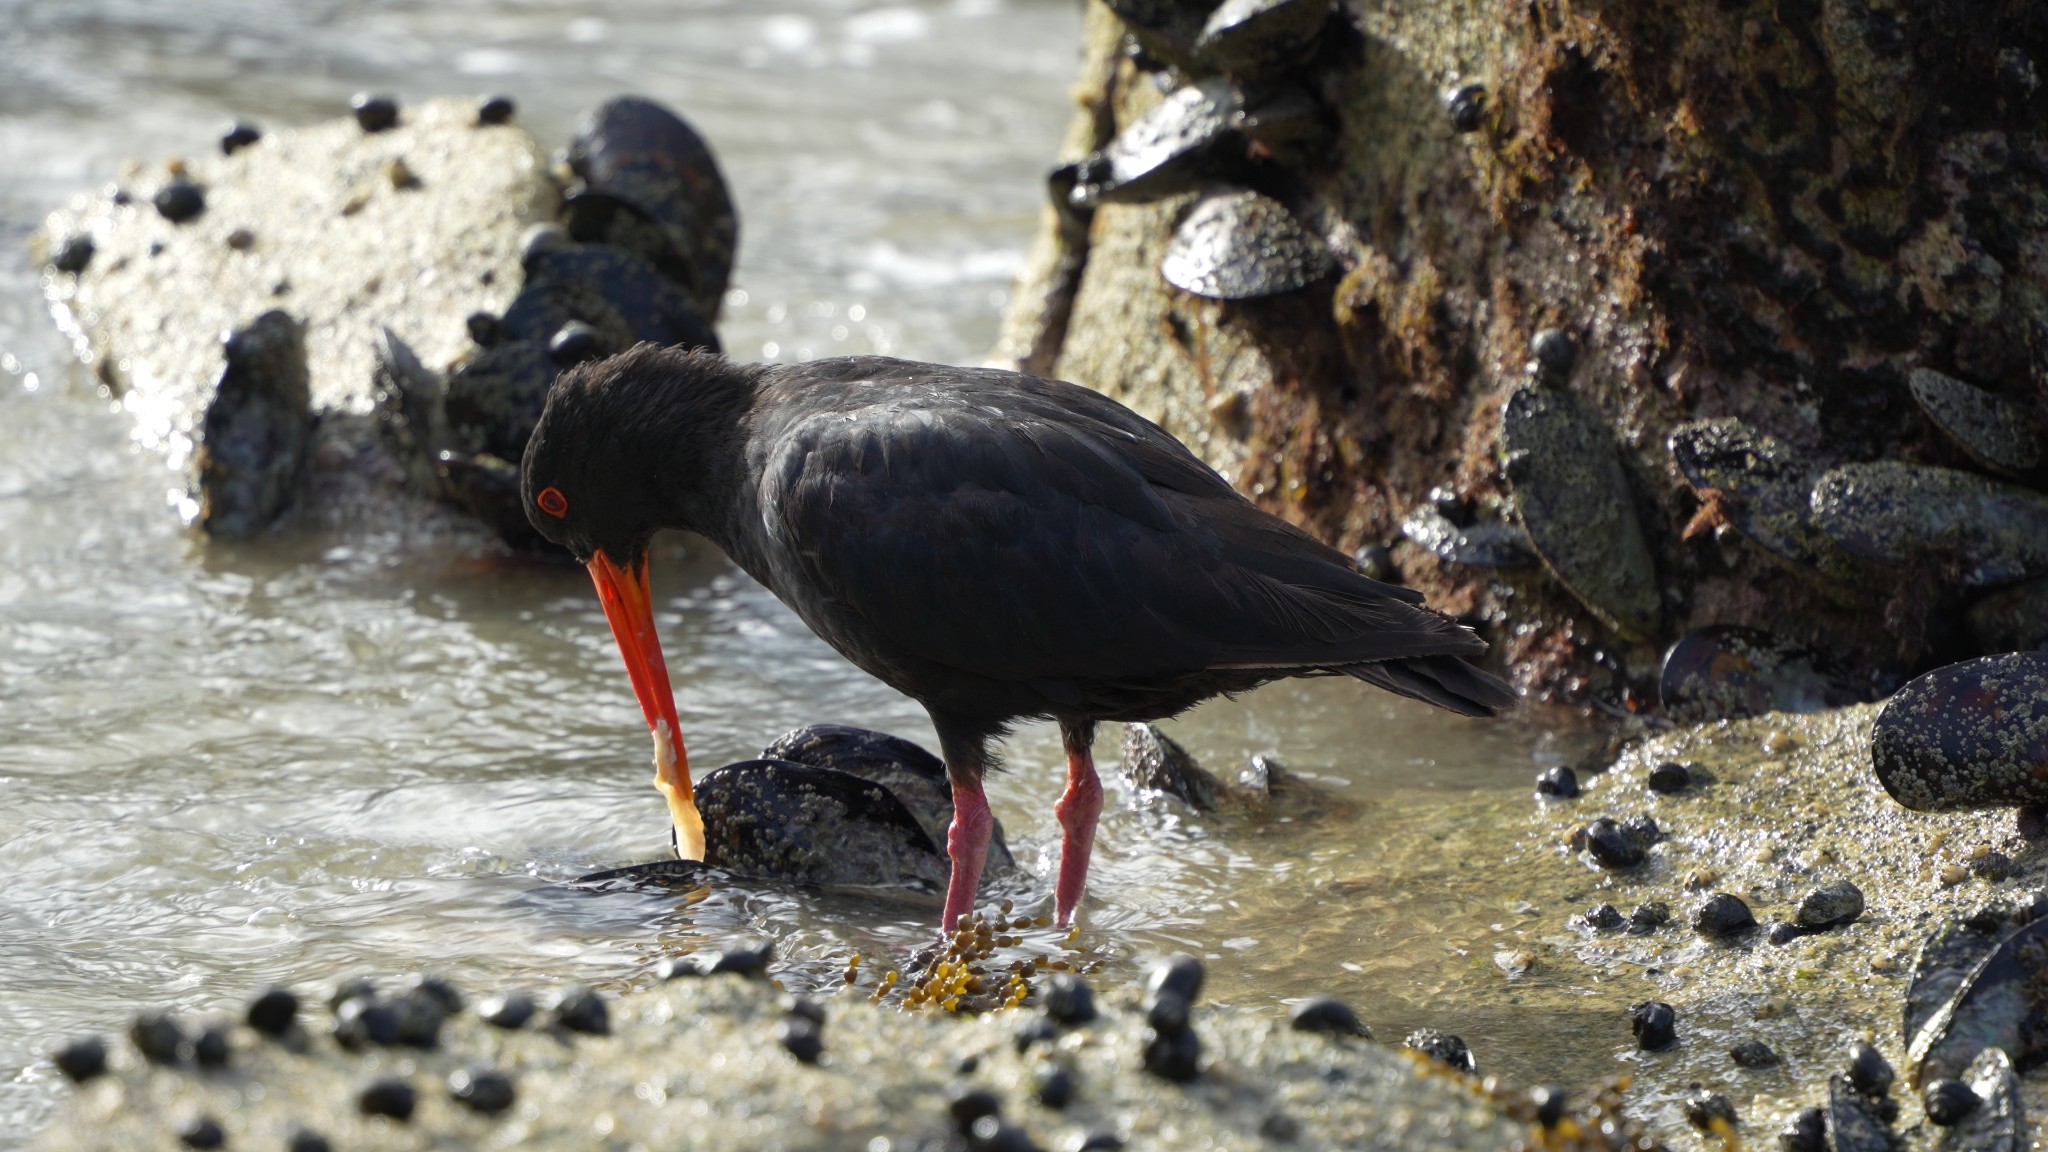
351, 93, 399, 133
219, 120, 261, 155
1014, 1016, 1060, 1052
1682, 1089, 1737, 1132
53, 1036, 107, 1083
1646, 761, 1693, 793
1444, 82, 1487, 133
1288, 995, 1370, 1038
1691, 892, 1757, 937
1041, 973, 1097, 1025
1145, 954, 1205, 1004
1145, 991, 1190, 1032
548, 320, 603, 364
357, 1076, 416, 1120
1765, 921, 1807, 946
1529, 328, 1575, 378
448, 1067, 517, 1114
1847, 1041, 1893, 1097
1795, 880, 1865, 928
553, 986, 609, 1035
1535, 766, 1580, 799
130, 1011, 187, 1065
388, 988, 446, 1048
177, 1115, 226, 1149
1578, 903, 1625, 931
1142, 1024, 1201, 1082
1626, 902, 1670, 934
192, 1027, 229, 1068
1530, 1086, 1569, 1127
1778, 1105, 1825, 1152
1581, 818, 1645, 868
153, 181, 205, 224
285, 1129, 332, 1152
1401, 1029, 1475, 1073
948, 1086, 1002, 1132
777, 1016, 824, 1063
477, 95, 517, 125
1730, 1039, 1780, 1068
1630, 1000, 1677, 1050
1970, 850, 2014, 881
478, 991, 536, 1029
224, 227, 255, 250
1033, 1061, 1075, 1109
405, 974, 464, 1014
52, 235, 93, 274
1922, 1077, 1980, 1125
466, 311, 507, 347
332, 997, 398, 1049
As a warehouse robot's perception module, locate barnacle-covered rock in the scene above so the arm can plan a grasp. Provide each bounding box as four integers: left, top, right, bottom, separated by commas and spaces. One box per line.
1811, 462, 2048, 587
1908, 367, 2043, 477
1871, 653, 2048, 812
1500, 382, 1660, 640
1657, 625, 1860, 723
1158, 188, 1331, 300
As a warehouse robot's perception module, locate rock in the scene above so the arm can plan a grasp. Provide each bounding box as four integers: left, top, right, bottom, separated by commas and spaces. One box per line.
477, 990, 536, 1029
284, 1129, 330, 1152
447, 1067, 516, 1115
245, 987, 299, 1037
1683, 1089, 1737, 1132
1141, 1024, 1201, 1082
1402, 1029, 1474, 1073
192, 1028, 229, 1068
349, 93, 398, 133
1041, 974, 1098, 1026
476, 96, 516, 126
357, 1076, 415, 1120
1120, 724, 1221, 810
777, 1016, 824, 1064
948, 1086, 1002, 1132
1965, 577, 2048, 653
552, 987, 609, 1035
1692, 892, 1756, 937
53, 1037, 107, 1083
1287, 995, 1370, 1038
1575, 902, 1624, 930
220, 121, 262, 154
129, 1012, 187, 1065
1871, 652, 2048, 811
1730, 1039, 1780, 1068
154, 181, 206, 223
1626, 902, 1670, 934
1795, 880, 1865, 928
193, 310, 312, 538
50, 235, 93, 274
1498, 380, 1660, 640
1578, 816, 1646, 869
1629, 1000, 1677, 1051
1534, 765, 1579, 798
1646, 760, 1693, 793
1032, 1061, 1076, 1109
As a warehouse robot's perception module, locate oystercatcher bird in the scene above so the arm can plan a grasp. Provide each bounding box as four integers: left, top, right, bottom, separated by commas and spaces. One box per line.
522, 346, 1515, 931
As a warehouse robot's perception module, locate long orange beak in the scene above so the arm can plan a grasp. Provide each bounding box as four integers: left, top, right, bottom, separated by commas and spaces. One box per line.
587, 548, 706, 861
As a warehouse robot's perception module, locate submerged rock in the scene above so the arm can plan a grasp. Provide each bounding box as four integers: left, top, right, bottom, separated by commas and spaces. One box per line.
1908, 367, 2043, 477
1158, 188, 1331, 300
1657, 625, 1860, 723
1811, 462, 2048, 587
1499, 381, 1660, 639
1870, 652, 2048, 811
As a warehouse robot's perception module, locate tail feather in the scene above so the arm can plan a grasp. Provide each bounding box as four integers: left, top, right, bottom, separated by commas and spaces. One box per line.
1343, 655, 1518, 718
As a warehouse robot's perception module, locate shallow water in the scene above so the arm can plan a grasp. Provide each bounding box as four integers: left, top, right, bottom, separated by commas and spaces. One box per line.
0, 0, 1583, 1139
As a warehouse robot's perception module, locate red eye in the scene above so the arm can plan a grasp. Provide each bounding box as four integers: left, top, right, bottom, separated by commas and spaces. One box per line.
537, 486, 569, 518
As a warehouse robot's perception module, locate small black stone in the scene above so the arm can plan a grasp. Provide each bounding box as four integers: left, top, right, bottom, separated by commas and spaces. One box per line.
1765, 921, 1807, 946
1626, 902, 1670, 934
1847, 1041, 1893, 1097
130, 1011, 187, 1064
553, 986, 609, 1035
1288, 995, 1370, 1038
52, 236, 94, 274
1535, 766, 1580, 799
406, 974, 464, 1014
1630, 1000, 1677, 1051
1075, 1132, 1124, 1151
285, 1128, 331, 1152
153, 181, 205, 223
448, 1067, 517, 1115
388, 989, 445, 1048
192, 1027, 229, 1068
1444, 82, 1487, 133
777, 1016, 823, 1063
351, 93, 399, 133
784, 996, 826, 1026
1578, 903, 1625, 931
1259, 1110, 1302, 1141
358, 1076, 416, 1120
1730, 1039, 1780, 1068
219, 121, 262, 155
1014, 1016, 1060, 1052
1922, 1077, 1980, 1125
1041, 973, 1097, 1025
1778, 1105, 1825, 1152
1530, 328, 1575, 377
478, 991, 535, 1029
1970, 850, 2014, 882
1145, 990, 1189, 1032
1145, 954, 1204, 1004
177, 1115, 226, 1149
974, 1121, 1037, 1152
955, 1053, 980, 1075
246, 987, 298, 1036
1354, 543, 1395, 582
1530, 1085, 1568, 1127
1647, 761, 1693, 793
1795, 880, 1864, 928
948, 1086, 1002, 1132
1142, 1024, 1201, 1082
712, 940, 775, 975
1691, 892, 1757, 937
53, 1036, 107, 1083
1402, 1029, 1475, 1073
326, 977, 376, 1010
1033, 1061, 1075, 1109
332, 997, 398, 1049
1683, 1089, 1737, 1133
548, 321, 603, 365
465, 311, 506, 347
1582, 818, 1644, 868
477, 95, 517, 125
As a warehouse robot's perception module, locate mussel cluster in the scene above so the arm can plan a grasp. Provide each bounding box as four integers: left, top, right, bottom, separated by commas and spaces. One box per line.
1060, 0, 1341, 303
375, 95, 735, 552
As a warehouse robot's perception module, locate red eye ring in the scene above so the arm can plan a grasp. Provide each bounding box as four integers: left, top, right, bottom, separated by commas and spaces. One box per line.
537, 486, 569, 518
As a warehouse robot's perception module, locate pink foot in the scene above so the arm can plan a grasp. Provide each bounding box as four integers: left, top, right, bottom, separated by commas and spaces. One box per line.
1052, 736, 1103, 926
942, 772, 994, 934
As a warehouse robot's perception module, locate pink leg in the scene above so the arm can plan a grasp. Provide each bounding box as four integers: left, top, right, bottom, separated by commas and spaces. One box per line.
1053, 724, 1103, 926
942, 771, 994, 934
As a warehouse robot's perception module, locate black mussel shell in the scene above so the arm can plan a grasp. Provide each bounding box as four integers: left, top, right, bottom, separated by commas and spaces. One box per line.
1812, 462, 2048, 587
1872, 653, 2048, 812
566, 96, 738, 318
1159, 188, 1331, 300
198, 311, 311, 540
759, 725, 1012, 869
695, 760, 952, 892
1400, 504, 1536, 568
1657, 625, 1860, 724
1908, 367, 2042, 477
